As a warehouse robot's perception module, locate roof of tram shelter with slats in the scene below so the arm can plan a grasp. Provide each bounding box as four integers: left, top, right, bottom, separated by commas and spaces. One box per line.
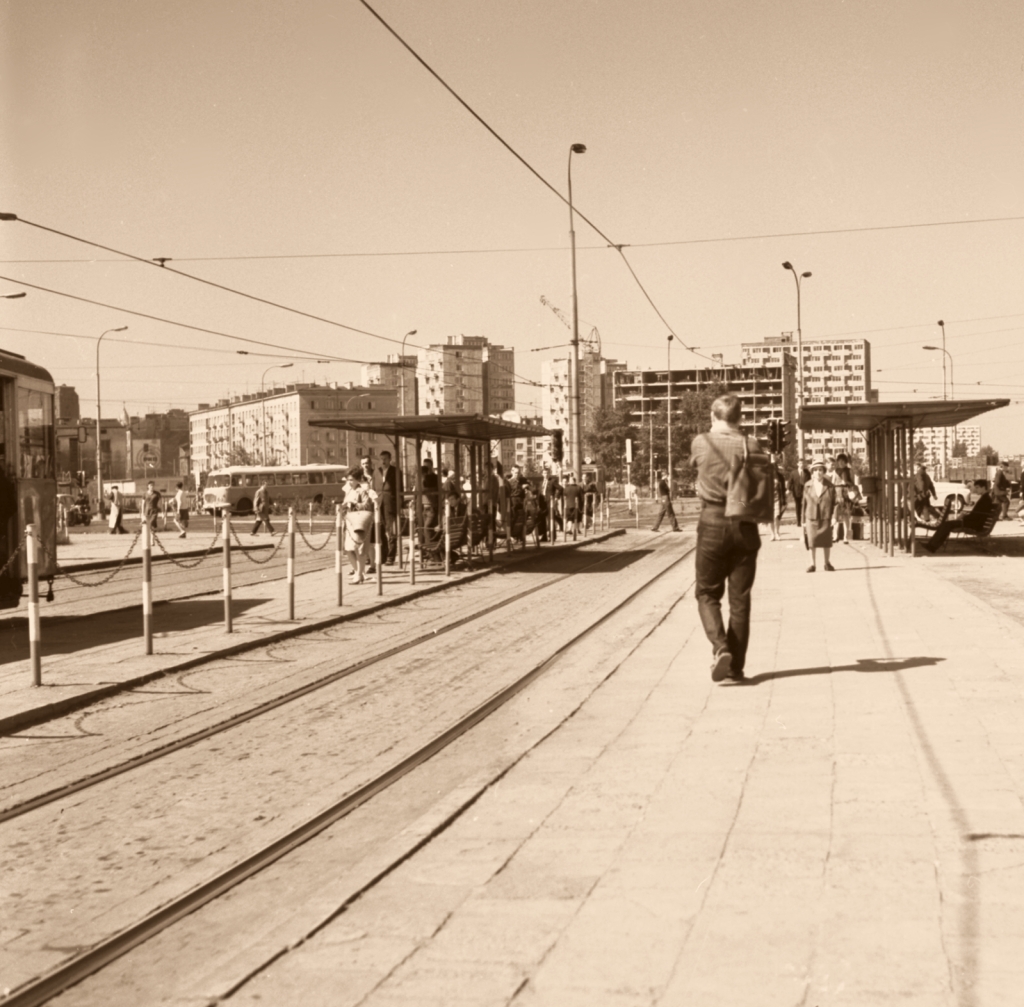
798, 398, 1010, 433
307, 413, 557, 443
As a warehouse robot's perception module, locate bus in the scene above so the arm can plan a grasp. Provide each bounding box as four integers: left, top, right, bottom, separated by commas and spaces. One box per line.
201, 464, 351, 515
1, 347, 57, 609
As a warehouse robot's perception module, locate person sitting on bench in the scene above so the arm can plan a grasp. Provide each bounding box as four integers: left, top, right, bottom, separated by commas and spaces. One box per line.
922, 481, 996, 552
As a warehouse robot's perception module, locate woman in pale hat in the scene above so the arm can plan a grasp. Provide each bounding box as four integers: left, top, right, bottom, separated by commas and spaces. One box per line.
341, 469, 374, 583
802, 458, 837, 572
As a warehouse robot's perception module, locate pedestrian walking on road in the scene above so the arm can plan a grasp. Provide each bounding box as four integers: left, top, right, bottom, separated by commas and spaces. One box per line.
562, 473, 582, 537
650, 471, 679, 532
802, 459, 837, 572
143, 480, 161, 532
770, 467, 786, 541
107, 484, 127, 534
171, 482, 189, 538
689, 394, 761, 683
251, 482, 275, 536
993, 461, 1012, 520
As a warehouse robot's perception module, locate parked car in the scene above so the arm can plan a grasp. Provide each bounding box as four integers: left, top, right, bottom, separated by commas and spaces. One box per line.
930, 480, 971, 516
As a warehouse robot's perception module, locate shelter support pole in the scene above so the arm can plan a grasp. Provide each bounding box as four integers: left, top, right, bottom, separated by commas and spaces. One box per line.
414, 437, 422, 580
287, 508, 295, 619
27, 524, 41, 686
444, 499, 451, 577
469, 443, 478, 561
898, 424, 907, 551
374, 499, 383, 596
886, 423, 896, 557
335, 504, 343, 606
395, 434, 404, 572
909, 421, 917, 557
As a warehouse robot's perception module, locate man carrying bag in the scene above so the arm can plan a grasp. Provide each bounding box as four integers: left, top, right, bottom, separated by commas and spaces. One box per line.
688, 393, 771, 684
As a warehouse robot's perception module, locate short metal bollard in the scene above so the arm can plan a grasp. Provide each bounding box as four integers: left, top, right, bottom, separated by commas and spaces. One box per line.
142, 520, 153, 655
308, 502, 314, 534
374, 499, 383, 597
287, 508, 295, 620
409, 502, 416, 585
444, 500, 451, 577
223, 511, 232, 633
335, 504, 343, 606
26, 524, 41, 686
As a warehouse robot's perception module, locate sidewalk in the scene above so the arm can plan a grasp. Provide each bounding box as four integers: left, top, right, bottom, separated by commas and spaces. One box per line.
243, 523, 1024, 1006
0, 529, 622, 735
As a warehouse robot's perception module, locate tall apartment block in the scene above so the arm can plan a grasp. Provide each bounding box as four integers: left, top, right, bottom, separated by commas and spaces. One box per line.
741, 334, 873, 459
613, 362, 796, 446
415, 335, 515, 418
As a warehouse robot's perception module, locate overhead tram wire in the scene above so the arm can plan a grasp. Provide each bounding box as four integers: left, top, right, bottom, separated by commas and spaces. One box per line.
1, 217, 548, 391
0, 272, 367, 365
3, 214, 1023, 266
356, 0, 716, 365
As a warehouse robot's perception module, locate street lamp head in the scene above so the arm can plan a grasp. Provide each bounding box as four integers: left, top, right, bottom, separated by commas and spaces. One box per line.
801, 271, 811, 278
937, 319, 944, 327
782, 261, 793, 270
282, 362, 294, 369
112, 326, 128, 332
570, 143, 587, 154
1, 291, 26, 299
667, 334, 674, 343
922, 345, 939, 351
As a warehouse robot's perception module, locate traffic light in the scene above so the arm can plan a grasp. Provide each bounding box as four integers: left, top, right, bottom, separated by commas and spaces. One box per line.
779, 420, 792, 449
767, 420, 780, 453
552, 429, 564, 463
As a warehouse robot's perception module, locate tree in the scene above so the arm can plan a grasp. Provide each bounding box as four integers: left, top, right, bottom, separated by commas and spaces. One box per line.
951, 439, 968, 459
972, 445, 998, 465
225, 446, 259, 467
585, 401, 635, 480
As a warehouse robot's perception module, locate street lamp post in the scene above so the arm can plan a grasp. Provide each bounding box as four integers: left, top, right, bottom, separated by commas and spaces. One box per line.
782, 263, 812, 463
261, 363, 293, 465
924, 333, 956, 475
666, 334, 674, 497
568, 142, 587, 479
95, 326, 128, 517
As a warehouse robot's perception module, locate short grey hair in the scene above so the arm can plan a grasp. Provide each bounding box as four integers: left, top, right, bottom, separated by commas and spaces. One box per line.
711, 393, 742, 424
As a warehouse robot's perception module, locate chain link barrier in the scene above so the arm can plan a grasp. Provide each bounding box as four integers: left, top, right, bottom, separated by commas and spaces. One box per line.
229, 523, 288, 565
151, 527, 222, 569
51, 528, 143, 588
0, 532, 26, 579
297, 523, 335, 552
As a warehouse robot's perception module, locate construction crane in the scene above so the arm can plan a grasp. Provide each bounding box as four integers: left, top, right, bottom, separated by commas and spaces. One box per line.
537, 295, 602, 355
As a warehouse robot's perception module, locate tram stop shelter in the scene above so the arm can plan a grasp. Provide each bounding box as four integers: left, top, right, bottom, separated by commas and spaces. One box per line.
799, 398, 1010, 558
308, 412, 557, 564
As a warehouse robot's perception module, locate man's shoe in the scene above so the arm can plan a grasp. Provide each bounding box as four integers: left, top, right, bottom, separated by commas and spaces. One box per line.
806, 565, 816, 573
711, 650, 733, 682
824, 562, 835, 572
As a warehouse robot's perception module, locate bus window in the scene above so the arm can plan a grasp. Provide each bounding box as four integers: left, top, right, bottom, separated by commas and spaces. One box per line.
244, 474, 260, 487
275, 472, 291, 485
208, 474, 230, 487
291, 473, 307, 485
231, 474, 244, 487
308, 472, 323, 484
17, 386, 54, 479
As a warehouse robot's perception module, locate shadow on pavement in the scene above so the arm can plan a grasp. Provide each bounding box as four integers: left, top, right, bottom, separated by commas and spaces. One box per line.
0, 599, 268, 665
743, 655, 945, 686
511, 548, 655, 574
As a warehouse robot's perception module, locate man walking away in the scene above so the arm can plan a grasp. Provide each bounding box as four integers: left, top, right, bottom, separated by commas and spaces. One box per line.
787, 465, 808, 527
171, 482, 189, 538
251, 482, 274, 535
689, 393, 761, 683
143, 481, 161, 532
650, 470, 679, 532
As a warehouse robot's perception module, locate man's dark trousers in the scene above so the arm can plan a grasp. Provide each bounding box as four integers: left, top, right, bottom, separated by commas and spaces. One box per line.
694, 503, 760, 673
380, 496, 396, 563
651, 497, 679, 531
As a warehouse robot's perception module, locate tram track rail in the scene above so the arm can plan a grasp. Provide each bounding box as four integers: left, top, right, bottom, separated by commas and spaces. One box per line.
2, 537, 696, 1007
0, 534, 669, 824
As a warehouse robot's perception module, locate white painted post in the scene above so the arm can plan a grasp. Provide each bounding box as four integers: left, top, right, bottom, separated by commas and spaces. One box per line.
223, 511, 232, 633
26, 524, 41, 686
335, 504, 343, 606
142, 520, 153, 654
287, 508, 295, 620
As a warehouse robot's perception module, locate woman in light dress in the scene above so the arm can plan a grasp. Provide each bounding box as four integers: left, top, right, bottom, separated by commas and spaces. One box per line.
802, 458, 837, 573
342, 470, 375, 583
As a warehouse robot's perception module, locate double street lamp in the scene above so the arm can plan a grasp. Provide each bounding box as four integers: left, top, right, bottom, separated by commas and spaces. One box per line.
568, 142, 586, 479
782, 262, 812, 461
96, 326, 128, 516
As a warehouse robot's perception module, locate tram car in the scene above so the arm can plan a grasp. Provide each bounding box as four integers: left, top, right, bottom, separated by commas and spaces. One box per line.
1, 347, 57, 609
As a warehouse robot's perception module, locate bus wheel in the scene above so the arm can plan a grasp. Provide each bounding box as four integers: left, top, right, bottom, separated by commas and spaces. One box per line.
237, 497, 253, 515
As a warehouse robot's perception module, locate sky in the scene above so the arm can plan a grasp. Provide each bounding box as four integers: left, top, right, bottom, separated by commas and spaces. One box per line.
1, 0, 1022, 453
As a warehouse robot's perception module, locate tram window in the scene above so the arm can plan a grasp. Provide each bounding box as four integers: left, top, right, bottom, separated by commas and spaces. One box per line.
17, 387, 54, 479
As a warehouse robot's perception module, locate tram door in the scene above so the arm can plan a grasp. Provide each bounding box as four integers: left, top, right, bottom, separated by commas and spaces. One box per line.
0, 376, 20, 607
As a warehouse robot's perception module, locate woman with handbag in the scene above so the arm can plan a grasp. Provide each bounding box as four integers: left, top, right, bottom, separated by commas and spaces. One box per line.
341, 470, 374, 584
802, 459, 837, 572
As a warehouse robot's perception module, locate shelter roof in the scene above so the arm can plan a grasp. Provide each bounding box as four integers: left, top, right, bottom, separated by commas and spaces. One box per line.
308, 413, 554, 443
799, 398, 1009, 432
